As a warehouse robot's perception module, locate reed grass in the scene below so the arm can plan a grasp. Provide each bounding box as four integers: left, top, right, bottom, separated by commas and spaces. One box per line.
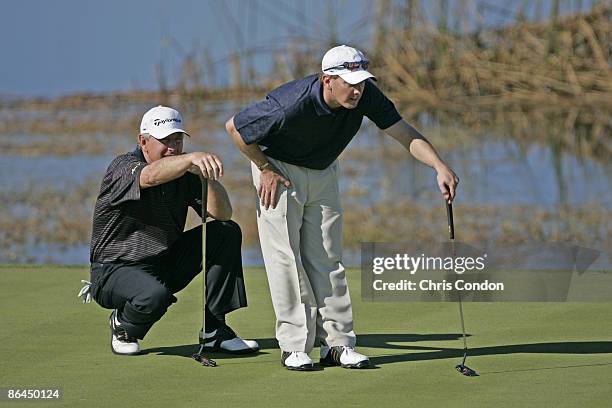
0, 3, 609, 263
1, 4, 608, 162
1, 178, 609, 264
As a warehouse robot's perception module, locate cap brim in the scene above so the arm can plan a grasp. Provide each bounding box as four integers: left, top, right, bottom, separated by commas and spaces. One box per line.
150, 129, 190, 140
339, 70, 376, 85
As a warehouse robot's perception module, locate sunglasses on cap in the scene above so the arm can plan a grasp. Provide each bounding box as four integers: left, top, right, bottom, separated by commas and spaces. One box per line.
325, 60, 369, 72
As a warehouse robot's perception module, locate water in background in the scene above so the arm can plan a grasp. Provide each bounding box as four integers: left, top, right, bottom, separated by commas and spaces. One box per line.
0, 109, 610, 266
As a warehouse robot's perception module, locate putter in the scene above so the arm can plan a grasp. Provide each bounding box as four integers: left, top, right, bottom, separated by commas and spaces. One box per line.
192, 176, 217, 367
446, 201, 477, 377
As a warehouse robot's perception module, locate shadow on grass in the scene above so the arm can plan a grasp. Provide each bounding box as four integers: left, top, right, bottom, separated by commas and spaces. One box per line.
357, 333, 467, 349
365, 338, 612, 366
142, 334, 612, 369
143, 338, 281, 358
142, 344, 271, 359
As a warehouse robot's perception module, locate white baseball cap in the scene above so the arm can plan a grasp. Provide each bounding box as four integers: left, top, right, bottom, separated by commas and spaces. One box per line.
140, 105, 190, 139
321, 45, 376, 85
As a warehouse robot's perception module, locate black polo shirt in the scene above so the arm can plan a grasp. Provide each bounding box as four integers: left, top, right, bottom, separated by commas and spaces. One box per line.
233, 74, 402, 169
90, 147, 202, 263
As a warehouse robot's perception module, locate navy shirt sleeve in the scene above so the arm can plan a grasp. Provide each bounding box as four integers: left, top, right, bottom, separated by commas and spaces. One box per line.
105, 155, 144, 206
233, 95, 285, 145
360, 81, 402, 130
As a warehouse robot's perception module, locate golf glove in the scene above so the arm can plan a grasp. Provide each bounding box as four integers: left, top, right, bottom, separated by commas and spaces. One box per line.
77, 280, 92, 304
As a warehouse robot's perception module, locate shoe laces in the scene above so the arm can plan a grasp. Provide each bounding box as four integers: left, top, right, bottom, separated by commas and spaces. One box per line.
218, 325, 237, 339
204, 325, 237, 342
112, 314, 137, 343
327, 346, 357, 362
341, 346, 355, 355
116, 328, 137, 343
290, 351, 312, 363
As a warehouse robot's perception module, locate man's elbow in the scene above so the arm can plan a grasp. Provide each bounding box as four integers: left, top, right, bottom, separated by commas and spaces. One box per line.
139, 167, 155, 189
223, 203, 233, 220
217, 214, 232, 222
225, 117, 236, 134
212, 207, 233, 222
226, 117, 248, 149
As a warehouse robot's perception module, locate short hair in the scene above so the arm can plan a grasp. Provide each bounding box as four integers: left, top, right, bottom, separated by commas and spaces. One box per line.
319, 73, 338, 81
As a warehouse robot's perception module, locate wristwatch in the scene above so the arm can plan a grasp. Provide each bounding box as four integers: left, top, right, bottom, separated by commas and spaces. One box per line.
257, 161, 271, 171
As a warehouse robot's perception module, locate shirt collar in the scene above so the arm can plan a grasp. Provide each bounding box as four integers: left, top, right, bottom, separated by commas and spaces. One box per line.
134, 146, 147, 162
311, 77, 334, 116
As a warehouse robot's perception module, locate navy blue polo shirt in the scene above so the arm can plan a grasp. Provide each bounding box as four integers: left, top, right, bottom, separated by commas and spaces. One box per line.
233, 74, 402, 170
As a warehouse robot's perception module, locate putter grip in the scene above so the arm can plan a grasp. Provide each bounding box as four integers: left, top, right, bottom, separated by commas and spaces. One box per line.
445, 201, 455, 240
201, 177, 208, 222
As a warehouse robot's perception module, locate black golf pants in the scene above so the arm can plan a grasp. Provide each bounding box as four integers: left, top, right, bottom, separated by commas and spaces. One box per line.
89, 220, 247, 339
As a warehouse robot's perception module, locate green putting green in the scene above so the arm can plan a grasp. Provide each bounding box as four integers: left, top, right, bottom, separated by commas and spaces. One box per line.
1, 265, 611, 407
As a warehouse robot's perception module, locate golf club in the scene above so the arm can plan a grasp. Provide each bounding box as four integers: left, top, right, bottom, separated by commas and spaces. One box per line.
192, 176, 217, 367
446, 201, 477, 377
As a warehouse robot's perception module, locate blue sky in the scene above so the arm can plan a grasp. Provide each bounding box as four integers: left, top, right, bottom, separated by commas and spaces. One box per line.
1, 0, 586, 97
2, 0, 375, 96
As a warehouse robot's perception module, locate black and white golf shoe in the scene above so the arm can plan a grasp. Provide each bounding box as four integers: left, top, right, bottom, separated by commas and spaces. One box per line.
109, 310, 140, 355
281, 351, 315, 371
199, 326, 259, 354
320, 345, 370, 369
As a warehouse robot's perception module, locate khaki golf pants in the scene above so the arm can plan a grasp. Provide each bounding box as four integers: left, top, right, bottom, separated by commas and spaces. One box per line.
251, 158, 356, 352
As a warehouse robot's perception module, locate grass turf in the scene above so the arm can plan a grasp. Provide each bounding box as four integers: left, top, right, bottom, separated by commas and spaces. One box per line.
1, 265, 611, 408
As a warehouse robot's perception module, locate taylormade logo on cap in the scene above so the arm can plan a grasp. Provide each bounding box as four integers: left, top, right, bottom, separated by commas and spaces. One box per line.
321, 45, 376, 85
153, 118, 181, 126
140, 105, 190, 140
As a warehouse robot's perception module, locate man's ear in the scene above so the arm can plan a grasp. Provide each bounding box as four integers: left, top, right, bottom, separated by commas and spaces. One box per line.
321, 74, 332, 87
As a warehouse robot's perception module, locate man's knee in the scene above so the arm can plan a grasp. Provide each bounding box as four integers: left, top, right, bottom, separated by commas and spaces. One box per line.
218, 220, 242, 244
132, 284, 174, 316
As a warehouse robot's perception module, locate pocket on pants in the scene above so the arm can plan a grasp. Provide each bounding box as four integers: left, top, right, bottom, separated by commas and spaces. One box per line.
257, 184, 289, 218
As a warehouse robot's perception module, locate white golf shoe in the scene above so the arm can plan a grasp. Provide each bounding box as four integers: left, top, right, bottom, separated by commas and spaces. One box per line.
199, 326, 259, 354
320, 345, 370, 369
281, 351, 315, 371
109, 311, 140, 355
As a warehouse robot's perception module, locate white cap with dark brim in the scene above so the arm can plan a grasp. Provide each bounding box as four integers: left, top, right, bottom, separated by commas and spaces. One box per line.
321, 45, 376, 85
337, 69, 375, 85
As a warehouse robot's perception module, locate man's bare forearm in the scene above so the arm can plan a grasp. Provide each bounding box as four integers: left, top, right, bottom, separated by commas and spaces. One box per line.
206, 180, 232, 221
408, 139, 447, 171
140, 154, 193, 188
140, 154, 232, 219
384, 119, 459, 202
384, 120, 446, 170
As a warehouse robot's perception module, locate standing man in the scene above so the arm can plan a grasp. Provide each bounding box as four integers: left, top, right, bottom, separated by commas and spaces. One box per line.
226, 45, 459, 371
86, 105, 258, 356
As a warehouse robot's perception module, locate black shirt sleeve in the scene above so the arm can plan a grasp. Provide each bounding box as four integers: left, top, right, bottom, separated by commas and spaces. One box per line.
233, 95, 285, 144
361, 80, 402, 130
105, 155, 144, 206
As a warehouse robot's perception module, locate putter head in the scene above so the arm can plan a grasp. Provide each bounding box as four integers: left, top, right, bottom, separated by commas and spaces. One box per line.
193, 344, 217, 367
456, 364, 478, 376
192, 352, 217, 367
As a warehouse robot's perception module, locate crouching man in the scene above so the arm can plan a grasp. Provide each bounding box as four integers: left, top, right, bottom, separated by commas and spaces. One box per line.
86, 105, 258, 355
